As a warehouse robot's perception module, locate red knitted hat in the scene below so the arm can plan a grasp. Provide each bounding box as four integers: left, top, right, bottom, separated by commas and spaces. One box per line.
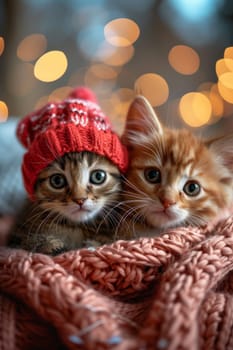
17, 87, 128, 199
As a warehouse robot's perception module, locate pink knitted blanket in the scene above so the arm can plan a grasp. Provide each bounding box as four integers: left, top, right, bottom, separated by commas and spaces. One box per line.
1, 216, 233, 350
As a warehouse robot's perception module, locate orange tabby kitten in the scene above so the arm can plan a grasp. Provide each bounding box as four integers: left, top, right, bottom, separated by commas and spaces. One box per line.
119, 95, 233, 237
9, 151, 122, 254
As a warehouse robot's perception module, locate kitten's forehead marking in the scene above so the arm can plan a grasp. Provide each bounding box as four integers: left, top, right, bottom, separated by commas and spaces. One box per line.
72, 157, 90, 187
52, 161, 65, 172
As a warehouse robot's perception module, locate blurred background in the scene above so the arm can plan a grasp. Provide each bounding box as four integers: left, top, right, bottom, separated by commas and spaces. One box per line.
1, 0, 233, 135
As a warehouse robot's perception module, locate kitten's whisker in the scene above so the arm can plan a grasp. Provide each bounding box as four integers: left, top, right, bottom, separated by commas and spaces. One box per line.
122, 177, 148, 198
185, 214, 207, 227
95, 204, 122, 235
114, 202, 148, 237
97, 209, 120, 235
24, 208, 49, 234
97, 199, 125, 226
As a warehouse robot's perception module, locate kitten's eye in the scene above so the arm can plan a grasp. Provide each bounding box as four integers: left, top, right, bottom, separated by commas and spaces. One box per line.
49, 174, 67, 189
144, 167, 161, 183
183, 181, 201, 197
90, 170, 106, 185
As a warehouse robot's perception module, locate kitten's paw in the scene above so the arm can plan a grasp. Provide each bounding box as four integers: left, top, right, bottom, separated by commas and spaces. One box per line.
40, 239, 67, 255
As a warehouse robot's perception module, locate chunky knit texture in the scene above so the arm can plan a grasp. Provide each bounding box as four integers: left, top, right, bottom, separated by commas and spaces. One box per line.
1, 215, 233, 349
16, 87, 128, 199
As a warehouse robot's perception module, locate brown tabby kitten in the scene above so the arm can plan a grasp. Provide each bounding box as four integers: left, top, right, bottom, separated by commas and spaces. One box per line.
119, 95, 233, 238
9, 151, 122, 254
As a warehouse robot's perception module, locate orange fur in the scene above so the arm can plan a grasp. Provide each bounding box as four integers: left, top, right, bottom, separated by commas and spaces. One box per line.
121, 96, 233, 235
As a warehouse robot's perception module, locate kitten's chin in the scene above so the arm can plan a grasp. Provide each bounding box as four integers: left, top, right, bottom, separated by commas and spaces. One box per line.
145, 210, 187, 229
61, 204, 101, 223
66, 209, 99, 223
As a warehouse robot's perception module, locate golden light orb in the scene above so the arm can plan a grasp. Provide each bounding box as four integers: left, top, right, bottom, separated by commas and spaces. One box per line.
179, 92, 212, 127
34, 50, 68, 82
168, 45, 200, 75
0, 101, 8, 122
135, 73, 169, 106
104, 18, 140, 47
17, 34, 47, 62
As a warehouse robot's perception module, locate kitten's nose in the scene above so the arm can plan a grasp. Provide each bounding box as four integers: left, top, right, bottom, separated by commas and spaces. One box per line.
74, 198, 87, 206
160, 197, 176, 209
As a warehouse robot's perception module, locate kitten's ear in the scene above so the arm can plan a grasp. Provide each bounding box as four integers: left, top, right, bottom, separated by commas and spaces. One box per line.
121, 95, 163, 145
207, 134, 233, 170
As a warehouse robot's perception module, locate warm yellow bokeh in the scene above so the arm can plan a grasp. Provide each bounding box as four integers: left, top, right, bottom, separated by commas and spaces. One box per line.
219, 72, 233, 90
209, 88, 224, 119
201, 90, 223, 125
34, 50, 68, 82
168, 45, 200, 75
218, 79, 233, 104
17, 34, 47, 62
179, 92, 212, 127
99, 43, 134, 66
48, 86, 72, 102
197, 83, 224, 124
134, 73, 169, 106
0, 101, 8, 122
216, 58, 233, 78
104, 18, 140, 47
0, 37, 4, 56
224, 47, 233, 60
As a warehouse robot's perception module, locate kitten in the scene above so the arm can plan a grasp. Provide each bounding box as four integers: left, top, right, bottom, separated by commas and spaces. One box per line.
119, 95, 233, 238
8, 151, 122, 254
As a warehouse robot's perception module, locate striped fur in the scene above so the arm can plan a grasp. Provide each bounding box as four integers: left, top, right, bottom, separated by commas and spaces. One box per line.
8, 151, 122, 254
120, 96, 233, 237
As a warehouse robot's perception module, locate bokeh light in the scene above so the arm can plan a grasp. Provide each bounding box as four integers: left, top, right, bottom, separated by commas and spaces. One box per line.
168, 45, 200, 75
197, 82, 224, 123
104, 18, 140, 47
208, 84, 224, 122
0, 37, 5, 56
219, 72, 233, 90
179, 92, 212, 127
216, 48, 233, 105
34, 50, 68, 82
216, 58, 233, 77
134, 73, 169, 106
218, 76, 233, 104
97, 42, 135, 66
17, 34, 47, 62
101, 88, 135, 134
159, 0, 223, 46
0, 101, 8, 122
167, 0, 223, 22
224, 46, 233, 59
77, 23, 105, 60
